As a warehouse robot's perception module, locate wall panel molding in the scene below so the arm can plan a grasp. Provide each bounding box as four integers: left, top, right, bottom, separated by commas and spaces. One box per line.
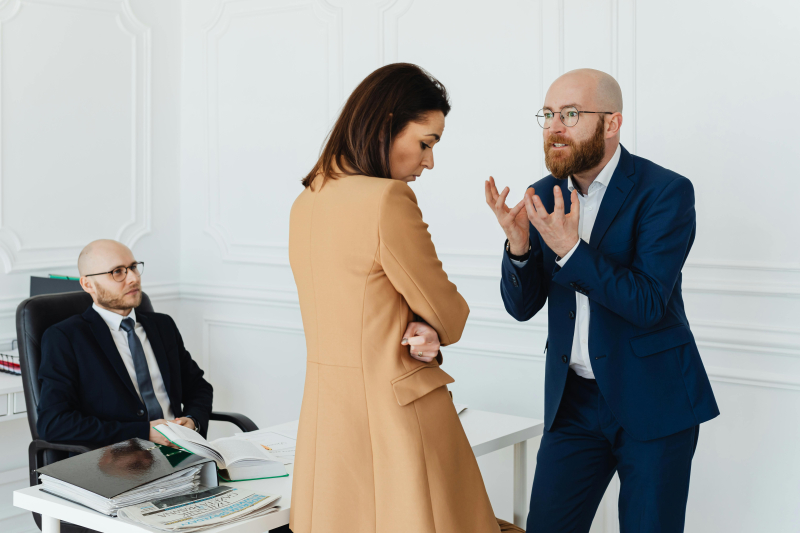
179, 282, 800, 393
203, 0, 342, 265
201, 315, 304, 369
0, 0, 151, 273
376, 0, 414, 65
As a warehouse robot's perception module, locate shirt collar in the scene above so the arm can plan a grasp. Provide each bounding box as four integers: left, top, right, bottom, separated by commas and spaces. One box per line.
567, 144, 622, 193
92, 303, 137, 332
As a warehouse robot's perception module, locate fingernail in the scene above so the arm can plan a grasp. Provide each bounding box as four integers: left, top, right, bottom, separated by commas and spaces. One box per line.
401, 338, 408, 344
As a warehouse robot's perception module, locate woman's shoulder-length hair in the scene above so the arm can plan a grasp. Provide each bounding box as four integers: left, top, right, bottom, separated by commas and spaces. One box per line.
302, 63, 450, 188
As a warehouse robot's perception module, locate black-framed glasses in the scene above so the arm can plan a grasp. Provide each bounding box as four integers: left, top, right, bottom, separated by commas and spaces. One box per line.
85, 262, 145, 282
536, 106, 613, 129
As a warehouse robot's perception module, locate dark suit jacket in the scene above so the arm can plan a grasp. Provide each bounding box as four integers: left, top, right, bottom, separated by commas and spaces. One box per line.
37, 306, 213, 446
501, 145, 719, 441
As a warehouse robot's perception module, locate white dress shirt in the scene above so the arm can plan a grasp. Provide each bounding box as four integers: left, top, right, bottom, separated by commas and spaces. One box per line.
92, 304, 174, 420
512, 144, 622, 379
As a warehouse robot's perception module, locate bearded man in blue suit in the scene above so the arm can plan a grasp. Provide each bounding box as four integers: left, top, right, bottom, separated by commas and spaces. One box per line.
485, 69, 719, 532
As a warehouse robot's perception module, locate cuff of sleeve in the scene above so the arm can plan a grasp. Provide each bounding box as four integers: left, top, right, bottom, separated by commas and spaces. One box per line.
556, 239, 581, 267
184, 415, 201, 433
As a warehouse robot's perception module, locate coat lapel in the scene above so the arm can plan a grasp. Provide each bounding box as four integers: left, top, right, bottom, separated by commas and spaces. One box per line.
588, 145, 636, 248
137, 313, 172, 398
83, 307, 140, 401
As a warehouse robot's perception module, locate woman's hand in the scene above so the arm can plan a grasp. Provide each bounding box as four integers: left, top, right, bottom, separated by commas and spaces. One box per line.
401, 322, 441, 363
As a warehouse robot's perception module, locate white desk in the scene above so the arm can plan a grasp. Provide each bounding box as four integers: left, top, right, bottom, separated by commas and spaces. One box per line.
14, 409, 543, 532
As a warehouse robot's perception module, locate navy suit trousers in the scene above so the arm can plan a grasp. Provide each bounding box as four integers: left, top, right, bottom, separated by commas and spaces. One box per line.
527, 369, 699, 533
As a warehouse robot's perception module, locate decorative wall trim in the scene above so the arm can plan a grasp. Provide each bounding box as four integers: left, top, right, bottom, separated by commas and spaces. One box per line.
436, 251, 800, 298
616, 0, 637, 154
203, 0, 342, 265
174, 284, 800, 393
706, 365, 800, 392
0, 466, 27, 487
0, 467, 31, 533
0, 0, 151, 273
201, 315, 304, 369
377, 0, 414, 65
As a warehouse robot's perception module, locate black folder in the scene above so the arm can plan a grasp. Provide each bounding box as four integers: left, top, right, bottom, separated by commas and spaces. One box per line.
37, 438, 216, 499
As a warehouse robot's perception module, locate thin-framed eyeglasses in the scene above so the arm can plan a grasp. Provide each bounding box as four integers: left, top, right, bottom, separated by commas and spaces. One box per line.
85, 262, 145, 282
536, 106, 613, 129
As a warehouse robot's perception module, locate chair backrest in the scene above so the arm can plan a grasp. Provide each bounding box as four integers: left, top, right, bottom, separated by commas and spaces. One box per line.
15, 291, 154, 440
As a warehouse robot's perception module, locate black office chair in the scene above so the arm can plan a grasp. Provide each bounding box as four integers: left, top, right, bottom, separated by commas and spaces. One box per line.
16, 290, 259, 532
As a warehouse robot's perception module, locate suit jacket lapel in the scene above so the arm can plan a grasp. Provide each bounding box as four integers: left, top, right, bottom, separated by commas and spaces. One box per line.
589, 145, 636, 248
137, 313, 172, 398
83, 307, 140, 401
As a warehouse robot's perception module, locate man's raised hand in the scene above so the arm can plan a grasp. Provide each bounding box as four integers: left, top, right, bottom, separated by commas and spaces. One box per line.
524, 185, 580, 258
484, 177, 533, 256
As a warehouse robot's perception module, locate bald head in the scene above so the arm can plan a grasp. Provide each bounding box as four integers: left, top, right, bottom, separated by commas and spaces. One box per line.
548, 68, 623, 113
78, 239, 134, 277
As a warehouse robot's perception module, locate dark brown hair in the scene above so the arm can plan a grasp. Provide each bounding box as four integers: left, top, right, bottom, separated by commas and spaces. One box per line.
302, 63, 450, 188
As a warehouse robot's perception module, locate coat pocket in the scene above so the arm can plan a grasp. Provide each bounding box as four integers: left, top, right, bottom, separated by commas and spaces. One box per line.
629, 325, 693, 357
391, 364, 455, 406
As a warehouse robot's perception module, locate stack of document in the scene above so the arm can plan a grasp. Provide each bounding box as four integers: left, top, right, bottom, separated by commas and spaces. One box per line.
40, 467, 202, 516
36, 439, 215, 516
233, 420, 298, 465
118, 486, 281, 531
154, 422, 288, 481
0, 348, 21, 375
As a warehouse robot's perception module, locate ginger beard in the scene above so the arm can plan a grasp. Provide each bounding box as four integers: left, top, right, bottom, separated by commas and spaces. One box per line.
544, 115, 606, 180
94, 280, 142, 311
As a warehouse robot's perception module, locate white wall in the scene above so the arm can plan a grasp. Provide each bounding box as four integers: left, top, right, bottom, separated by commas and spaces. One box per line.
1, 1, 798, 531
0, 0, 182, 530
179, 1, 800, 531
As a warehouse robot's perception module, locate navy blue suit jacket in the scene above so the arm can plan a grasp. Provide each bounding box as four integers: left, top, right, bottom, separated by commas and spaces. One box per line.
37, 306, 213, 446
501, 145, 719, 441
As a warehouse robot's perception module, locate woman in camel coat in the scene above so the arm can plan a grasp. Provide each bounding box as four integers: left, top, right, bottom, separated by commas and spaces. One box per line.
288, 64, 510, 533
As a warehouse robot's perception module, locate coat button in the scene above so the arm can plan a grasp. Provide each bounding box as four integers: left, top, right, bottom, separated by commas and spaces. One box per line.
137, 409, 145, 417
562, 355, 568, 363
569, 311, 576, 319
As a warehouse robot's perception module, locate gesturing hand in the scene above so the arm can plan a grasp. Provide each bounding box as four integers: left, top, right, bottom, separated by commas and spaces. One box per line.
401, 322, 441, 363
524, 185, 581, 258
484, 177, 534, 256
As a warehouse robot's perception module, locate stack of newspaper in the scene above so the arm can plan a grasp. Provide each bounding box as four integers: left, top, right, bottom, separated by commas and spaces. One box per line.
118, 486, 280, 531
39, 466, 203, 516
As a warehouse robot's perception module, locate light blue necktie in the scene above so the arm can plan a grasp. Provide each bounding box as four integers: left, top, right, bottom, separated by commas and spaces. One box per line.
120, 318, 164, 420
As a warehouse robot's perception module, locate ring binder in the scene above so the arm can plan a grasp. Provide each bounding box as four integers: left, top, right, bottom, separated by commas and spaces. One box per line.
0, 348, 21, 376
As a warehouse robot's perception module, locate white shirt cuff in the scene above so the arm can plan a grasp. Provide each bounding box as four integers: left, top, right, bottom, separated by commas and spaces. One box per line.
510, 257, 528, 267
556, 240, 581, 267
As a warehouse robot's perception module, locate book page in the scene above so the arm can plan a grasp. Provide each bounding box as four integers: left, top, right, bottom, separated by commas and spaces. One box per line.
212, 438, 275, 467
156, 423, 223, 465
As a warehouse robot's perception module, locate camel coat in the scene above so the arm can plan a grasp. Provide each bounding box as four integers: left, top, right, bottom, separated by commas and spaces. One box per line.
288, 174, 500, 533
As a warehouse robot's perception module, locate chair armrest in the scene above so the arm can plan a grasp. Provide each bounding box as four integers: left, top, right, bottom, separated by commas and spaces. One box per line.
210, 411, 259, 433
28, 440, 93, 488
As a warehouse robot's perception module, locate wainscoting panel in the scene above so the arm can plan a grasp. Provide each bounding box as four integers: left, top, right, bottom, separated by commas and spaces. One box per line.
0, 0, 151, 273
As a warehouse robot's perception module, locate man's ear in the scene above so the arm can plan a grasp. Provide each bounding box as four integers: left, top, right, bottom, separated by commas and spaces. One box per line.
80, 277, 95, 296
606, 112, 623, 138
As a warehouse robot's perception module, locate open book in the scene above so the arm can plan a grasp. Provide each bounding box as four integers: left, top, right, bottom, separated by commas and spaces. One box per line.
154, 422, 288, 482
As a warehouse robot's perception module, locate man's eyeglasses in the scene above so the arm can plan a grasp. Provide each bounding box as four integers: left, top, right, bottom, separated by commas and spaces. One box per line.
536, 106, 613, 129
85, 262, 145, 282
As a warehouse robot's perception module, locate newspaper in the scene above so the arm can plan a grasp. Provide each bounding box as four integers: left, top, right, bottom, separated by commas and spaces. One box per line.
117, 486, 280, 531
